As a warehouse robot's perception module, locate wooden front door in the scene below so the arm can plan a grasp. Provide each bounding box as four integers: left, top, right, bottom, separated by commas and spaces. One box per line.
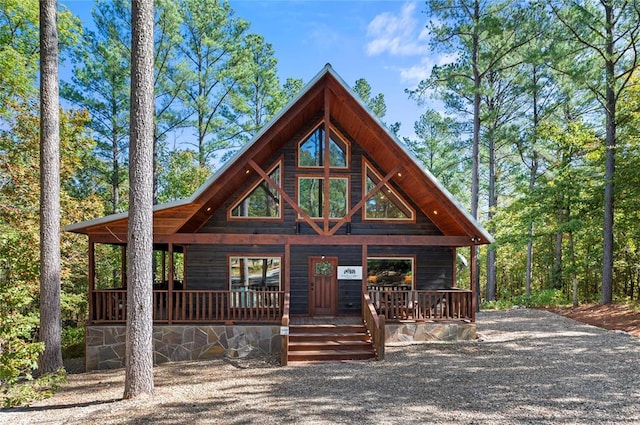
308, 256, 338, 316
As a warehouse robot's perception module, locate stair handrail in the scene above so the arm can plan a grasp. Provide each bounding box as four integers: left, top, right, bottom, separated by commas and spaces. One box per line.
280, 292, 290, 366
362, 293, 385, 360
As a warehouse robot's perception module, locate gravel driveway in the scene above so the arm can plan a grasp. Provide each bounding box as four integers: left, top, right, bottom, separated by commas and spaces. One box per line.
4, 309, 640, 424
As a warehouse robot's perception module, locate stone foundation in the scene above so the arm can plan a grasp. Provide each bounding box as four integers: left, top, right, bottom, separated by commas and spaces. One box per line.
86, 325, 280, 371
86, 321, 474, 370
385, 321, 476, 345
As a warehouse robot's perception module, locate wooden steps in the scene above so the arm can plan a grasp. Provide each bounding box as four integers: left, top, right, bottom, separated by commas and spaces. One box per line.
287, 323, 376, 363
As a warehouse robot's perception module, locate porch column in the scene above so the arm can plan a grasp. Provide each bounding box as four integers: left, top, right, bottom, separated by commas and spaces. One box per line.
182, 246, 188, 288
121, 245, 127, 288
88, 238, 95, 325
361, 244, 368, 294
161, 250, 166, 283
284, 242, 290, 293
470, 245, 477, 322
452, 248, 457, 288
168, 243, 173, 324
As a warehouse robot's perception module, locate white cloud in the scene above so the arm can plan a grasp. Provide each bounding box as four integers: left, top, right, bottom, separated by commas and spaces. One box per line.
365, 2, 429, 56
396, 52, 459, 87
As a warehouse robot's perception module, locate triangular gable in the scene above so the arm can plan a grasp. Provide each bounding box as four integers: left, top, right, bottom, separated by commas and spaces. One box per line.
66, 64, 493, 245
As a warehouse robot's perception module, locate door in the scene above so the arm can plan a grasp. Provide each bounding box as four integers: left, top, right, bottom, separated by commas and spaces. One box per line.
308, 256, 338, 316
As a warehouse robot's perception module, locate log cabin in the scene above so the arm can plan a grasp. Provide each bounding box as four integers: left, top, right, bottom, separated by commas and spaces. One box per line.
67, 64, 492, 370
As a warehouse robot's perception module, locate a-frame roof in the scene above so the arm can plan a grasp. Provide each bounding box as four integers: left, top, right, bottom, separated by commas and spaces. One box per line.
66, 64, 492, 245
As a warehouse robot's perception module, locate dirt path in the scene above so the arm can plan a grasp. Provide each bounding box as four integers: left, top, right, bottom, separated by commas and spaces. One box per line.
3, 309, 639, 425
552, 303, 640, 337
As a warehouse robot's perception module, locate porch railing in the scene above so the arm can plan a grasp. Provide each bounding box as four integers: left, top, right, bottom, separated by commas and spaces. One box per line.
90, 288, 473, 324
91, 289, 284, 324
362, 293, 385, 360
368, 289, 473, 322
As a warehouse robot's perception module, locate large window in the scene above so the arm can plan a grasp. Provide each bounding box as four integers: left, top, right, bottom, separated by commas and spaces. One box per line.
367, 257, 414, 290
298, 177, 348, 219
229, 257, 281, 291
364, 163, 414, 221
229, 162, 281, 219
229, 256, 281, 307
298, 125, 348, 168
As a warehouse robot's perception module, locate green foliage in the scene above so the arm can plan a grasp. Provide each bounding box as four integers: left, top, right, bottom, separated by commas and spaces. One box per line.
482, 289, 570, 309
1, 369, 66, 408
61, 327, 84, 359
157, 149, 210, 203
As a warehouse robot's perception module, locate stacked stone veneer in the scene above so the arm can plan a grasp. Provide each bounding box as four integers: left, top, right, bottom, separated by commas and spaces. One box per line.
385, 322, 476, 345
86, 325, 280, 371
86, 322, 473, 370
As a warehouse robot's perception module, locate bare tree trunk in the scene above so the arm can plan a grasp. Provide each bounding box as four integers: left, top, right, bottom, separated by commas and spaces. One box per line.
601, 2, 616, 305
553, 208, 563, 289
124, 0, 155, 399
569, 230, 578, 307
38, 0, 63, 375
471, 0, 481, 310
485, 133, 496, 301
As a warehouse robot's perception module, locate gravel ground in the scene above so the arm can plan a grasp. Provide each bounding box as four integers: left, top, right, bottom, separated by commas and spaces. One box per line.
3, 309, 639, 424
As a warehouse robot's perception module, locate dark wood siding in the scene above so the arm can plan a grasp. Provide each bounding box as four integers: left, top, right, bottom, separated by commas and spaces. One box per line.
189, 114, 454, 315
290, 244, 363, 316
198, 121, 442, 237
186, 244, 284, 290
368, 245, 454, 290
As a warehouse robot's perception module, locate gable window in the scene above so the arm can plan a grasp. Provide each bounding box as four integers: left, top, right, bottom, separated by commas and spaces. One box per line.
366, 257, 414, 290
363, 162, 414, 221
298, 177, 348, 219
298, 125, 348, 168
229, 161, 281, 219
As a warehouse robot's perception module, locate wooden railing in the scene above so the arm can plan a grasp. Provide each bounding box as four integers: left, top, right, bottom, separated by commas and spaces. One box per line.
280, 293, 290, 366
368, 289, 473, 322
362, 293, 385, 360
91, 289, 284, 324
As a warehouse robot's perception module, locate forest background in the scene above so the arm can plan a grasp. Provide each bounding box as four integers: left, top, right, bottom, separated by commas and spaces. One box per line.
2, 0, 640, 404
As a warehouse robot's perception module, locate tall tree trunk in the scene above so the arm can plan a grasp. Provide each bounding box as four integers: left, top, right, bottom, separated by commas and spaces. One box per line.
569, 229, 578, 307
525, 65, 540, 297
38, 0, 63, 375
553, 206, 563, 289
124, 0, 155, 399
601, 3, 616, 305
471, 0, 481, 310
485, 133, 496, 301
111, 132, 119, 214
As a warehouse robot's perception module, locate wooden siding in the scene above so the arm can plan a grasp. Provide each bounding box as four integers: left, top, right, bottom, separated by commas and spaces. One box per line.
289, 244, 363, 316
198, 119, 443, 237
186, 244, 284, 290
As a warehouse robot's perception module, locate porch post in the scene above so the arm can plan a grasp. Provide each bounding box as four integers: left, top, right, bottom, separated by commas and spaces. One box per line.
452, 248, 457, 288
284, 242, 290, 293
121, 245, 127, 288
182, 245, 188, 288
168, 243, 173, 324
361, 244, 368, 294
470, 245, 477, 322
88, 238, 95, 324
161, 250, 166, 283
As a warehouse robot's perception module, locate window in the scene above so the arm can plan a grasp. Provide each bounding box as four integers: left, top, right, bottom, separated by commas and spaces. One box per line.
298, 177, 348, 219
229, 257, 281, 290
230, 162, 281, 219
364, 163, 414, 221
298, 125, 348, 168
229, 256, 281, 307
367, 257, 414, 290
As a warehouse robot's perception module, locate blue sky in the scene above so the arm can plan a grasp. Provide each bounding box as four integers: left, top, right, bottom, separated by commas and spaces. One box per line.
61, 0, 446, 140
